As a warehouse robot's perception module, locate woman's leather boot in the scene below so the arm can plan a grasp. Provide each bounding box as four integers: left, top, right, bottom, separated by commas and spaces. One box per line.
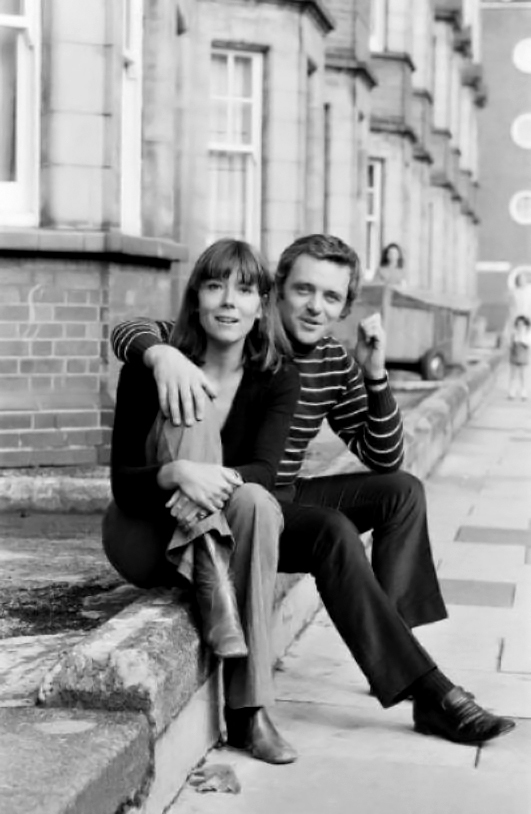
194, 532, 248, 659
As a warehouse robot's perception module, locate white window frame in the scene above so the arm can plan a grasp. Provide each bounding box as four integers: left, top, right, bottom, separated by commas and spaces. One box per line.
120, 0, 143, 235
208, 48, 263, 245
369, 0, 387, 52
510, 191, 531, 225
366, 158, 385, 277
0, 0, 40, 227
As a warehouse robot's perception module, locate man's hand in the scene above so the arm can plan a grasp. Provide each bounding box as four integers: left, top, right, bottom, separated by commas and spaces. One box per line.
143, 345, 217, 426
159, 460, 242, 514
354, 312, 387, 379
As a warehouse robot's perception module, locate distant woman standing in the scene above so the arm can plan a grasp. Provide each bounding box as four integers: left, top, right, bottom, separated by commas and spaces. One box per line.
374, 243, 406, 287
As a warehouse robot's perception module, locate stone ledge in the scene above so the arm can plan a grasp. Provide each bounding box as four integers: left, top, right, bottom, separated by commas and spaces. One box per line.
0, 229, 188, 264
0, 706, 151, 814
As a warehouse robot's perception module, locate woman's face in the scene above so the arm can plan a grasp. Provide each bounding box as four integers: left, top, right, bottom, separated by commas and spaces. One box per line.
197, 270, 262, 348
387, 246, 400, 266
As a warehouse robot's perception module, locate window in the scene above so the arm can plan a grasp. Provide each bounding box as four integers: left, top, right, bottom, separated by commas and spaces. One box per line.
509, 191, 531, 225
208, 49, 263, 245
511, 114, 531, 149
513, 39, 531, 74
120, 0, 143, 234
369, 0, 386, 52
366, 159, 384, 277
0, 0, 40, 226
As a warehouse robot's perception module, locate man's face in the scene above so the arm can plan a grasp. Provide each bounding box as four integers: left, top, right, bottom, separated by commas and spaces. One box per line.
278, 255, 350, 346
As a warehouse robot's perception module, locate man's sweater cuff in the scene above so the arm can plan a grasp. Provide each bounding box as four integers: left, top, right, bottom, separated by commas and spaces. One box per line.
365, 380, 396, 416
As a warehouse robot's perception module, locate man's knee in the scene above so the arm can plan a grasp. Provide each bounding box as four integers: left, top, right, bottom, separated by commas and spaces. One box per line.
392, 471, 426, 511
311, 509, 368, 567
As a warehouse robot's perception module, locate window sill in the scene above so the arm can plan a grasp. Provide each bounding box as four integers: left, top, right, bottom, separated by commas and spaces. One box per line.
0, 229, 188, 263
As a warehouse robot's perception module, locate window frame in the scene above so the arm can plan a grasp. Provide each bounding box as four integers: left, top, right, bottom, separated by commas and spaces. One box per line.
369, 0, 387, 53
0, 0, 41, 227
208, 47, 263, 246
120, 0, 144, 235
366, 157, 385, 277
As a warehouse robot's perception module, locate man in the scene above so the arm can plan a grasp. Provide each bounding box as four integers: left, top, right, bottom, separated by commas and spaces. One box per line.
111, 234, 514, 761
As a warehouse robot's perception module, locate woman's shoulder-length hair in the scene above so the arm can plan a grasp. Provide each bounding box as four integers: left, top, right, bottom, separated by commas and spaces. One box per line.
169, 238, 291, 372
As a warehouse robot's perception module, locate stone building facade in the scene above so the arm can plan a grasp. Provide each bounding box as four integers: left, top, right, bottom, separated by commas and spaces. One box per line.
477, 0, 531, 332
0, 0, 485, 467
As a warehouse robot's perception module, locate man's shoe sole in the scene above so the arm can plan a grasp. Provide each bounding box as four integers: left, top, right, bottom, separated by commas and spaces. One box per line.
414, 719, 516, 745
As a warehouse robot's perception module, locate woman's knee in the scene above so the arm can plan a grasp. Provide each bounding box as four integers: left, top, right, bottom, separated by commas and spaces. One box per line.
227, 482, 283, 527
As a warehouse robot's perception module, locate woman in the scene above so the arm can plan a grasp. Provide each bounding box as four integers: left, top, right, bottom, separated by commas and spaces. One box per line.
375, 242, 405, 287
103, 238, 300, 764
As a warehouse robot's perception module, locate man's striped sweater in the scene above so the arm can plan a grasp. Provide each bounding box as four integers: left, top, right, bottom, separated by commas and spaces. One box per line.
111, 319, 404, 488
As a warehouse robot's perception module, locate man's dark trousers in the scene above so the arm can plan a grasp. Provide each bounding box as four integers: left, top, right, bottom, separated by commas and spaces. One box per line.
277, 470, 447, 708
296, 470, 447, 627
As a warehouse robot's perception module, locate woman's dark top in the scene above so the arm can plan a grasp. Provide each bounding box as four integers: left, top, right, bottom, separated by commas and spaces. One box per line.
111, 360, 300, 518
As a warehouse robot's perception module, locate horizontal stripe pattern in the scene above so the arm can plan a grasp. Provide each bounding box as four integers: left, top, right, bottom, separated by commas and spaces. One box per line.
111, 321, 404, 486
275, 335, 403, 485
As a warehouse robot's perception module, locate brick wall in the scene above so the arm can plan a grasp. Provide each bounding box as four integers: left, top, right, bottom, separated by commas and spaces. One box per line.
0, 254, 174, 468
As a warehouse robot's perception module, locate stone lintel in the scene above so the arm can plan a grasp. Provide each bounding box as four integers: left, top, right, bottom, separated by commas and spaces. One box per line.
432, 126, 452, 142
413, 87, 434, 106
325, 50, 378, 88
413, 144, 434, 165
454, 24, 472, 56
371, 50, 416, 73
434, 0, 462, 28
370, 115, 417, 144
257, 0, 335, 34
462, 62, 483, 89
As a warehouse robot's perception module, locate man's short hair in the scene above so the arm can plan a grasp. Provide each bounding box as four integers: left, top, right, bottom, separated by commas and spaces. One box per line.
276, 234, 361, 319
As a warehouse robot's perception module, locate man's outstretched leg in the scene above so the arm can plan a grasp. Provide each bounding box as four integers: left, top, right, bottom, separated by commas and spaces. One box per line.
295, 470, 447, 628
278, 502, 515, 745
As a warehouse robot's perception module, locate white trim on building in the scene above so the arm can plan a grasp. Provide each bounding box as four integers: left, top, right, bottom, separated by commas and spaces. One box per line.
0, 0, 41, 227
120, 0, 144, 235
366, 157, 385, 276
207, 48, 263, 246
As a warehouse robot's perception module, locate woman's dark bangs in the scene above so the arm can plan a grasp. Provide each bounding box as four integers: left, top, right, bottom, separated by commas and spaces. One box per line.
199, 244, 270, 293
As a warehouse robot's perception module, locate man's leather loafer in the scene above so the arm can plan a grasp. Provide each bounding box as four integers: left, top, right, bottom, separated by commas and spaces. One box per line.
225, 707, 297, 764
413, 686, 516, 745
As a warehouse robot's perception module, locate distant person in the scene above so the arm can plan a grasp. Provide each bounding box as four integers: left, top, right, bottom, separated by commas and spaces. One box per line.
374, 242, 405, 287
508, 315, 530, 400
508, 270, 531, 323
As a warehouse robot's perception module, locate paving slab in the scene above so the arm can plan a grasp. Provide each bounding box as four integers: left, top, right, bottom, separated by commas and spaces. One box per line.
437, 542, 525, 582
0, 706, 150, 814
172, 747, 531, 814
456, 526, 531, 546
476, 719, 531, 774
449, 669, 531, 719
439, 578, 516, 608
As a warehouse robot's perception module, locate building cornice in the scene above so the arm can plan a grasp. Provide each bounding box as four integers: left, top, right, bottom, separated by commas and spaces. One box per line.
413, 144, 434, 164
0, 230, 188, 264
370, 115, 417, 144
434, 0, 463, 28
255, 0, 335, 33
371, 50, 416, 73
454, 24, 472, 56
413, 87, 434, 105
326, 49, 378, 88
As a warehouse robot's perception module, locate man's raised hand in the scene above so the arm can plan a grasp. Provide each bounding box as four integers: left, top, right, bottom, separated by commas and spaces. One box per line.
143, 345, 217, 426
354, 312, 387, 379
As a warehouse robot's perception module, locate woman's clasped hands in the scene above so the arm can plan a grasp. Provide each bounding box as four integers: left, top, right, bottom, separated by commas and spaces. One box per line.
161, 460, 243, 532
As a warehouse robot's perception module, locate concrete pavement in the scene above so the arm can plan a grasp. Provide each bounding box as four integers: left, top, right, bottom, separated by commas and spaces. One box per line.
171, 365, 531, 814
